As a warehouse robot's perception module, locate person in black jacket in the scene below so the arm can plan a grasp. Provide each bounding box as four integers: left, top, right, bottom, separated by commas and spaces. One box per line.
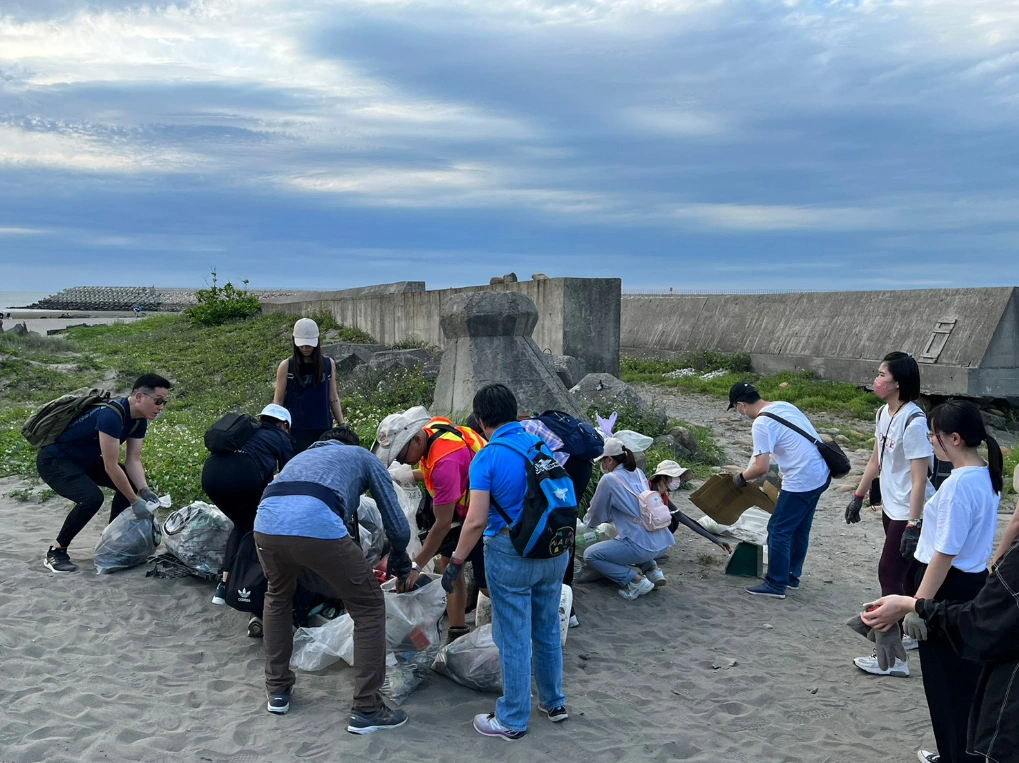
203, 404, 294, 636
863, 537, 1019, 763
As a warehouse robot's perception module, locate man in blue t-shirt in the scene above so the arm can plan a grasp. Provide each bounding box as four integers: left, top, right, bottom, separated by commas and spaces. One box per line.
37, 374, 172, 573
446, 384, 570, 741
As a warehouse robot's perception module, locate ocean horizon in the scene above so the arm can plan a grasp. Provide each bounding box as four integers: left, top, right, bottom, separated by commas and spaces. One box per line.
0, 291, 53, 312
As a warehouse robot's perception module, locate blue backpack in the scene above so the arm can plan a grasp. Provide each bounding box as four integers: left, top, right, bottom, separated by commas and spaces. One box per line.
534, 410, 604, 461
489, 436, 578, 559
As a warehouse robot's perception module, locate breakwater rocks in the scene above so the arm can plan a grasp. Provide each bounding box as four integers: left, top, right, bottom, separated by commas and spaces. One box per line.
27, 287, 304, 312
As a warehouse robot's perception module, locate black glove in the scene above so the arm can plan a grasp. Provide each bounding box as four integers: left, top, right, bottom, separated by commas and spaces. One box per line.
900, 525, 921, 560
441, 557, 464, 593
845, 495, 864, 524
733, 472, 748, 489
387, 550, 413, 582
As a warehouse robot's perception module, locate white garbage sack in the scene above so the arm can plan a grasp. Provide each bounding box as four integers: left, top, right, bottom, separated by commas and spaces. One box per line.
697, 507, 771, 547
162, 501, 234, 576
432, 623, 502, 693
357, 496, 387, 567
290, 613, 356, 671
94, 506, 161, 574
613, 429, 654, 453
291, 575, 447, 674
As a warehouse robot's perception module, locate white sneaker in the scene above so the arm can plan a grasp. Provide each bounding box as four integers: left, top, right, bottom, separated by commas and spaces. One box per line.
916, 750, 940, 762
568, 615, 580, 628
853, 655, 909, 677
645, 568, 667, 587
619, 576, 655, 600
902, 634, 920, 651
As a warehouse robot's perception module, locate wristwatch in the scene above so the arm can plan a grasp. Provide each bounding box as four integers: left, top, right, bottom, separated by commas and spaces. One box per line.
907, 518, 922, 528
410, 561, 420, 572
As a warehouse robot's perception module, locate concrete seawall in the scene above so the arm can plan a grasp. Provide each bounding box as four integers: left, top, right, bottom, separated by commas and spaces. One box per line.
262, 277, 622, 377
621, 288, 1019, 400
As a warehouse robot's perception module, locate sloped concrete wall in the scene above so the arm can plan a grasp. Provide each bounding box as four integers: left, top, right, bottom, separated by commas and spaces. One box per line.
263, 277, 621, 376
621, 287, 1019, 399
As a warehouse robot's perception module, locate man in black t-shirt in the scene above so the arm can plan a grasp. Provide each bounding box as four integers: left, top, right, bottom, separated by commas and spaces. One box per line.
37, 374, 172, 573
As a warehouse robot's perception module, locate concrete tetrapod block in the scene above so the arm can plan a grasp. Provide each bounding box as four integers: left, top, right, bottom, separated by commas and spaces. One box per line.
433, 291, 588, 420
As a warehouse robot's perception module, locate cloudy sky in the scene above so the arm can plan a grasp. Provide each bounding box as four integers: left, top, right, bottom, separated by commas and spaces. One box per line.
1, 0, 1018, 293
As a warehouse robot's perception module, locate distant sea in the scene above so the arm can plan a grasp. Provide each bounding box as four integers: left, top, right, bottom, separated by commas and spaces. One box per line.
0, 291, 52, 311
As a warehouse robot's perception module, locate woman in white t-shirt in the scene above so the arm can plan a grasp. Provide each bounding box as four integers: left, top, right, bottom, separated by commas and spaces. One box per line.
847, 352, 934, 676
862, 400, 1003, 763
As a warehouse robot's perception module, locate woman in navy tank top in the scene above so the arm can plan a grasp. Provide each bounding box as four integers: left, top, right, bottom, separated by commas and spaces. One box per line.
273, 318, 345, 452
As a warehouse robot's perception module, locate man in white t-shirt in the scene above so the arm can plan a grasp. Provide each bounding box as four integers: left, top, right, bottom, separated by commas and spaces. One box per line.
729, 383, 831, 599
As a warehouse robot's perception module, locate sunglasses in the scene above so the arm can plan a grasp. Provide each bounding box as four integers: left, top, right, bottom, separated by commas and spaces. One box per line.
143, 392, 168, 407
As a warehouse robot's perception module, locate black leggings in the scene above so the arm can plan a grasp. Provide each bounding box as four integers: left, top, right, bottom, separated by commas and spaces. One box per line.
201, 452, 266, 574
563, 457, 594, 591
914, 563, 987, 763
37, 450, 137, 549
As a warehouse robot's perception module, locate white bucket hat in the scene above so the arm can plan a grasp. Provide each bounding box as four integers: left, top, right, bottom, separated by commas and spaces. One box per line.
372, 405, 432, 467
259, 403, 292, 427
651, 459, 691, 481
592, 437, 626, 462
293, 318, 320, 347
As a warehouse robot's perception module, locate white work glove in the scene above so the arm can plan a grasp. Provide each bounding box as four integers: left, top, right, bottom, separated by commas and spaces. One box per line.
389, 462, 416, 487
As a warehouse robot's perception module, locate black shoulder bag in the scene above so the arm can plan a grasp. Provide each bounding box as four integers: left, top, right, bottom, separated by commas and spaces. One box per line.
757, 411, 852, 479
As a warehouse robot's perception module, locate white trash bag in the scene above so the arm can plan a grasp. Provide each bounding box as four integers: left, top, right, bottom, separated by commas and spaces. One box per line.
432, 623, 502, 693
357, 496, 388, 567
291, 613, 356, 672
94, 506, 161, 574
162, 501, 234, 576
613, 429, 654, 453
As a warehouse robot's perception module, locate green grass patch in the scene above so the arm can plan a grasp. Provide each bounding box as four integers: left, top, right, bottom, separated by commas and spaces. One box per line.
621, 355, 881, 422
0, 312, 434, 505
1004, 447, 1018, 498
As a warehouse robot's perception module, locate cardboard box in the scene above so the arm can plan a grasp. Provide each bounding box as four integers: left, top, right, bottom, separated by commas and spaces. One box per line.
689, 474, 779, 526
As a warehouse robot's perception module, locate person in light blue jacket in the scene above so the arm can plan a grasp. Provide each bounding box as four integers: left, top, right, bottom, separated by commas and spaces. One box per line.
583, 437, 676, 600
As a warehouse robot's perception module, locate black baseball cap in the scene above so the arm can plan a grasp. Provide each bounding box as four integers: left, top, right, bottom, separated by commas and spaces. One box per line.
727, 382, 761, 410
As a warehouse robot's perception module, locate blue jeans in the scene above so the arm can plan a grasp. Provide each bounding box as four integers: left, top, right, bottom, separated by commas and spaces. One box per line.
583, 537, 659, 587
764, 477, 830, 593
484, 533, 569, 732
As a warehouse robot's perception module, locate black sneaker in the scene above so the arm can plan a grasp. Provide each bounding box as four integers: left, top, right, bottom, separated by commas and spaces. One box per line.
44, 547, 76, 573
539, 704, 569, 722
247, 616, 263, 638
267, 688, 291, 714
211, 582, 226, 605
347, 704, 408, 734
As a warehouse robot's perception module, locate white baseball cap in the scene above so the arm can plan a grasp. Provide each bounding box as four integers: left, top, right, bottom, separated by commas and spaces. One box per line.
259, 403, 292, 426
293, 318, 320, 347
592, 437, 626, 462
372, 405, 432, 467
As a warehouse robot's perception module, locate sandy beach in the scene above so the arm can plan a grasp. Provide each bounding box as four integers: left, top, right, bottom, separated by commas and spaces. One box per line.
1, 385, 1013, 763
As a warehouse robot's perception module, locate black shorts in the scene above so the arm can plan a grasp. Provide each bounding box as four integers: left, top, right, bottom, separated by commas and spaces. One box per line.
437, 523, 486, 589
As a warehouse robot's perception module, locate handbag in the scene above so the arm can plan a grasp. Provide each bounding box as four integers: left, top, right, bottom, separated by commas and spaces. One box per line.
757, 411, 852, 479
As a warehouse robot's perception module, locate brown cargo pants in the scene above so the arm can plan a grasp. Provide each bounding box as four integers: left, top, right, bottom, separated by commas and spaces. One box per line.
254, 532, 386, 711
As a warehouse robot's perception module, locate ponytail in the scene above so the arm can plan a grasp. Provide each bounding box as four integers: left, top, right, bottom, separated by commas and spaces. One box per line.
613, 446, 637, 472
930, 400, 1004, 494
985, 432, 1004, 495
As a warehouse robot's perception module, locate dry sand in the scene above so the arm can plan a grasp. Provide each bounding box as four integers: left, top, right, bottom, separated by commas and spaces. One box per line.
1, 388, 1014, 763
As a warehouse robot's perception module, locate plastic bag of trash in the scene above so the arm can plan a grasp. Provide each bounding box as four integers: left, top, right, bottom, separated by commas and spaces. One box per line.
613, 429, 653, 453
392, 483, 433, 573
575, 520, 619, 551
291, 613, 356, 671
698, 508, 770, 546
432, 623, 502, 693
381, 576, 447, 655
162, 501, 233, 577
94, 508, 161, 574
357, 496, 389, 567
381, 655, 424, 705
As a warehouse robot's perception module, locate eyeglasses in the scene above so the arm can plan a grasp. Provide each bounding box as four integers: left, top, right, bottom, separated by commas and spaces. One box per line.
143, 393, 168, 407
